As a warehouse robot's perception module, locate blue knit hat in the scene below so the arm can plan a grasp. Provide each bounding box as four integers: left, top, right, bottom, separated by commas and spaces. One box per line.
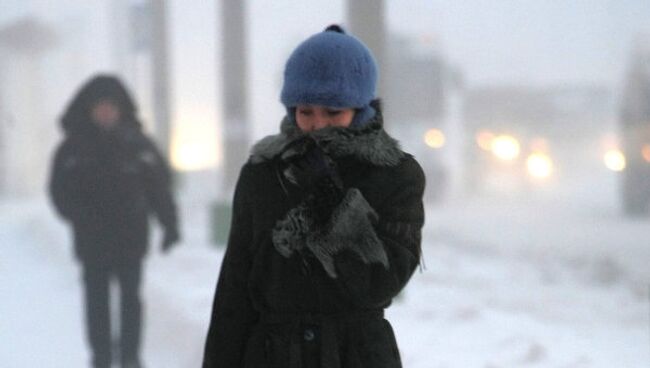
281, 25, 378, 127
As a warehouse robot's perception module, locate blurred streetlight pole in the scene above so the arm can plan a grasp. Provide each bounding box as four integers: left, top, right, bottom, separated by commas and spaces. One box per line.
209, 0, 250, 246
150, 0, 172, 160
346, 0, 386, 103
220, 0, 249, 198
109, 0, 172, 159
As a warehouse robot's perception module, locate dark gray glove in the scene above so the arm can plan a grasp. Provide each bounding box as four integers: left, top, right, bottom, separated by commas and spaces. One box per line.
281, 136, 344, 224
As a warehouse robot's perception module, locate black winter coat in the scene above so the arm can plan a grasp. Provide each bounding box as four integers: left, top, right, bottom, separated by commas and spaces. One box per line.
49, 75, 178, 262
203, 107, 425, 368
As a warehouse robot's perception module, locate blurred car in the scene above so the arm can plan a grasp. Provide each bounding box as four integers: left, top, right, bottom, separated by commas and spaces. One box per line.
468, 130, 554, 193
462, 85, 617, 197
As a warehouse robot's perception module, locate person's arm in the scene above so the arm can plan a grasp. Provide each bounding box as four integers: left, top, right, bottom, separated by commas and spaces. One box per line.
203, 165, 257, 368
327, 160, 425, 307
273, 157, 425, 307
139, 138, 180, 249
48, 141, 84, 221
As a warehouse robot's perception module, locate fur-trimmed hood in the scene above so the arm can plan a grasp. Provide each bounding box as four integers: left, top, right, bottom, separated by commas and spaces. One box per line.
250, 101, 404, 167
60, 74, 142, 136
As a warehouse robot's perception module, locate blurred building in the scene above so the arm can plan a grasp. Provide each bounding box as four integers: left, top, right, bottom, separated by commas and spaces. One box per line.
385, 34, 449, 125
383, 33, 458, 203
618, 35, 650, 215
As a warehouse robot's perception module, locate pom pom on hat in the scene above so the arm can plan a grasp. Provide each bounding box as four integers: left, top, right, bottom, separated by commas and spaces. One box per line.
324, 24, 345, 33
281, 24, 378, 112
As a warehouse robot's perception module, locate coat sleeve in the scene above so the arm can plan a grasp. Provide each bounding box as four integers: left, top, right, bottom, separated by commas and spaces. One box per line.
202, 165, 257, 368
140, 138, 179, 233
331, 161, 425, 307
48, 141, 83, 221
273, 157, 425, 307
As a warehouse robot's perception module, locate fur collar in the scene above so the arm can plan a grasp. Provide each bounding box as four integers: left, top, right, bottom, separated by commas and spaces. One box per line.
250, 101, 404, 166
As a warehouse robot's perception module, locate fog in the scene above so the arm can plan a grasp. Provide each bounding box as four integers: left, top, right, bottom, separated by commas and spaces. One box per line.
1, 1, 649, 367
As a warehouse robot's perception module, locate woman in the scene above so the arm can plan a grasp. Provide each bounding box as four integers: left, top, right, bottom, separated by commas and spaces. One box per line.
49, 75, 180, 368
202, 25, 425, 368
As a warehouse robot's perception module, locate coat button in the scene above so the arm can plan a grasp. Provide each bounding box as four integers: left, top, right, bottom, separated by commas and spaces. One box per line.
303, 328, 315, 342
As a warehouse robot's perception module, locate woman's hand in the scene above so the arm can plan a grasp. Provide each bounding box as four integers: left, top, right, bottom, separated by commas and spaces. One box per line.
281, 136, 344, 224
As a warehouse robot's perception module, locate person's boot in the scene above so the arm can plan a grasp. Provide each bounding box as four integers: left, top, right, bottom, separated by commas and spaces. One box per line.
90, 350, 111, 368
121, 357, 143, 368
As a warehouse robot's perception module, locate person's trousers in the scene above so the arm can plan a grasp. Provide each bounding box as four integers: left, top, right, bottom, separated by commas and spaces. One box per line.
81, 257, 143, 368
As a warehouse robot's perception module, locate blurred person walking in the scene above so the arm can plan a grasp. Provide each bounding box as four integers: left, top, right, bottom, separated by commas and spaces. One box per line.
202, 25, 425, 368
49, 74, 180, 368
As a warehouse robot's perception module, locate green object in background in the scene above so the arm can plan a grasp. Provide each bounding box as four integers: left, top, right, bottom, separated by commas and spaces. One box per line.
210, 201, 232, 247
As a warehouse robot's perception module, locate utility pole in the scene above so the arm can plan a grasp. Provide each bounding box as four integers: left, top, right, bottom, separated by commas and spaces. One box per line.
150, 0, 172, 159
346, 0, 386, 99
210, 0, 250, 246
220, 0, 249, 198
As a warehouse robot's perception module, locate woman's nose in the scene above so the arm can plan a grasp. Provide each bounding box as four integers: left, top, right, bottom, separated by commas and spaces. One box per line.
311, 114, 330, 130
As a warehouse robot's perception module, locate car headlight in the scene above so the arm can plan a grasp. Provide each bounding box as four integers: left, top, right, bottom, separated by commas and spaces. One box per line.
490, 135, 520, 161
604, 149, 626, 171
526, 153, 553, 178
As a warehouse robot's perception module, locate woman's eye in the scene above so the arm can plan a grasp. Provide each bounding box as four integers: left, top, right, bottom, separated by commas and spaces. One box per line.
327, 110, 342, 116
298, 109, 312, 116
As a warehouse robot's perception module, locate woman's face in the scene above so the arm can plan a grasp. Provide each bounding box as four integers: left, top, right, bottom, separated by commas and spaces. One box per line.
91, 99, 121, 130
295, 104, 355, 132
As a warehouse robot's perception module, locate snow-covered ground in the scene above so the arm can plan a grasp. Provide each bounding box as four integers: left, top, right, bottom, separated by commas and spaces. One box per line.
1, 173, 649, 367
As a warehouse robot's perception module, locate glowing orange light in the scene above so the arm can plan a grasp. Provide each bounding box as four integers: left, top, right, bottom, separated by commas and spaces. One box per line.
642, 144, 650, 163
526, 153, 553, 178
171, 120, 219, 172
604, 150, 626, 172
529, 137, 549, 152
491, 135, 521, 161
424, 129, 446, 149
476, 131, 495, 151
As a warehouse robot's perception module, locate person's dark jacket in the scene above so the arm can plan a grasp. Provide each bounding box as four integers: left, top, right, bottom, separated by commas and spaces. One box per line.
202, 102, 425, 368
49, 75, 178, 262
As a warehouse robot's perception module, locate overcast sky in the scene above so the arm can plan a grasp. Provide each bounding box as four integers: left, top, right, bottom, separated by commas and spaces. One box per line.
3, 0, 649, 85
